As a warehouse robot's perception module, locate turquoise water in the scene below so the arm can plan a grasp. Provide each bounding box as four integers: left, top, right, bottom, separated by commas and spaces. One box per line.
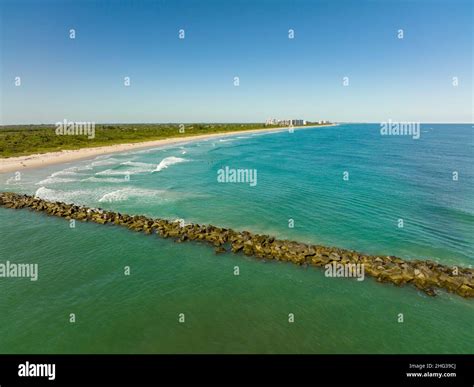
0, 123, 473, 353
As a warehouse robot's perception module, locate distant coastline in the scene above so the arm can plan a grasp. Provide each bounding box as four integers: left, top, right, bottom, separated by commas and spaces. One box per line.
0, 124, 336, 173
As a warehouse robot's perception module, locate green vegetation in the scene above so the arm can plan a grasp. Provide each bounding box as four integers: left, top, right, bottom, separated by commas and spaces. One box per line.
0, 123, 272, 158
0, 122, 331, 158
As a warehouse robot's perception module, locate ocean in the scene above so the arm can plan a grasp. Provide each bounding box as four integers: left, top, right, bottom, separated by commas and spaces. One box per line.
0, 123, 473, 353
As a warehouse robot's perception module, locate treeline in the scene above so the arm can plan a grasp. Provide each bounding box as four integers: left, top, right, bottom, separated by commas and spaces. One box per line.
0, 123, 277, 158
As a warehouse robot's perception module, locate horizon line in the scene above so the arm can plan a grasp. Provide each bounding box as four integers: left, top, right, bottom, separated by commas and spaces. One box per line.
0, 121, 473, 127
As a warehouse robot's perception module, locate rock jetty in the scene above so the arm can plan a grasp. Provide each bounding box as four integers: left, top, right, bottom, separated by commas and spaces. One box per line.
1, 191, 473, 298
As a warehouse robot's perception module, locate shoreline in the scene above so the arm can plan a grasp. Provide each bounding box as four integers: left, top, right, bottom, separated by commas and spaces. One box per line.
0, 124, 335, 174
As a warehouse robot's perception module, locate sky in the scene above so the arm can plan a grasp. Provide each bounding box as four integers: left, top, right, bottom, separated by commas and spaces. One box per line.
0, 0, 472, 124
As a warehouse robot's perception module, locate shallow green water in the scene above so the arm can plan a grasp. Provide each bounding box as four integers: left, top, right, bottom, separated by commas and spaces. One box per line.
0, 124, 473, 353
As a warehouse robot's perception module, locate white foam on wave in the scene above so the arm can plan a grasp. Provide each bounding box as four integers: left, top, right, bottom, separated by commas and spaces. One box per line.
5, 176, 22, 185
50, 170, 84, 177
88, 158, 120, 167
154, 156, 188, 172
96, 161, 155, 176
98, 188, 168, 203
36, 177, 79, 185
55, 157, 119, 174
121, 161, 155, 168
35, 167, 90, 186
130, 148, 158, 155
98, 189, 131, 203
95, 169, 130, 176
55, 166, 81, 173
34, 186, 100, 204
93, 154, 115, 160
171, 217, 192, 227
82, 176, 127, 184
71, 165, 93, 172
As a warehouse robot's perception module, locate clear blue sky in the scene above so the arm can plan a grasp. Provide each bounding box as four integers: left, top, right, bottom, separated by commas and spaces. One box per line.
1, 0, 472, 124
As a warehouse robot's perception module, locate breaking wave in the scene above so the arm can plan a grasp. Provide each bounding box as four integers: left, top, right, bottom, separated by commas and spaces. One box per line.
88, 158, 120, 167
154, 156, 187, 172
34, 187, 104, 204
81, 176, 127, 184
98, 188, 168, 203
36, 177, 79, 185
120, 161, 154, 168
95, 161, 155, 176
50, 170, 84, 177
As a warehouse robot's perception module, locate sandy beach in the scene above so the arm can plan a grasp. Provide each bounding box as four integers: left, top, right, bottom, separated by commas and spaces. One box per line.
0, 125, 334, 173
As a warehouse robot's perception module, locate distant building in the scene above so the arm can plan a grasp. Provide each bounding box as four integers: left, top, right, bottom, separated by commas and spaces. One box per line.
290, 119, 304, 126
266, 118, 306, 126
265, 118, 279, 126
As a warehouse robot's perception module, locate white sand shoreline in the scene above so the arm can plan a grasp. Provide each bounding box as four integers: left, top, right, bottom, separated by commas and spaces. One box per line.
0, 124, 335, 173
